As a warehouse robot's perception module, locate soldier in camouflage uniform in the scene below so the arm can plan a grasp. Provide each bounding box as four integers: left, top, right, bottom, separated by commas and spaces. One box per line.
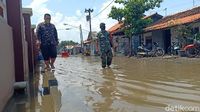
97, 23, 113, 68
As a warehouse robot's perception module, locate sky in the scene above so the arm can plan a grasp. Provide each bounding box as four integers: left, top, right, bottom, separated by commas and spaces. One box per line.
22, 0, 200, 43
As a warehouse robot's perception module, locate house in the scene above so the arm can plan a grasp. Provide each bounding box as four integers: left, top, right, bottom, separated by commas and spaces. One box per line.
143, 6, 200, 53
64, 45, 74, 55
72, 44, 82, 55
143, 13, 163, 23
108, 22, 130, 55
89, 31, 98, 56
108, 13, 163, 55
0, 0, 34, 111
132, 13, 163, 52
84, 31, 99, 56
0, 1, 14, 111
64, 44, 82, 55
83, 40, 92, 56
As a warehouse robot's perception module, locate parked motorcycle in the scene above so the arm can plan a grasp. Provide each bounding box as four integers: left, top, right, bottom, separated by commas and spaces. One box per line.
184, 40, 200, 58
167, 42, 181, 55
137, 42, 165, 57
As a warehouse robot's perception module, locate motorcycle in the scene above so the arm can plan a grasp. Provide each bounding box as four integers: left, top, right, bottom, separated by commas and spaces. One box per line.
184, 40, 200, 58
167, 42, 181, 55
137, 42, 165, 57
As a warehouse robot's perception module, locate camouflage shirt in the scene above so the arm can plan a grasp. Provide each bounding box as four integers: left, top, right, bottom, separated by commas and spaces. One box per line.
36, 22, 58, 46
97, 30, 112, 53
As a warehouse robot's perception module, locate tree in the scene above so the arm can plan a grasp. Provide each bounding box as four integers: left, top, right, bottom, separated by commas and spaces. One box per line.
173, 24, 200, 47
109, 0, 162, 56
57, 40, 78, 52
109, 0, 163, 36
173, 25, 194, 47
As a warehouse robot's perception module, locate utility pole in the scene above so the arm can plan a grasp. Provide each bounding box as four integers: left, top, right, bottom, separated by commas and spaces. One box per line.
193, 0, 195, 7
164, 8, 167, 16
63, 23, 85, 53
85, 8, 93, 39
79, 24, 83, 49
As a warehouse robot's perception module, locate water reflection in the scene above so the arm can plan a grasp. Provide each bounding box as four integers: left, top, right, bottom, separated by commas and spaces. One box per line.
93, 68, 117, 112
4, 70, 62, 112
38, 71, 62, 112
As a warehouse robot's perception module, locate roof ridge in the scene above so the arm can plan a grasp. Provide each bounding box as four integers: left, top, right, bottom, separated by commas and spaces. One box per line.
149, 6, 200, 26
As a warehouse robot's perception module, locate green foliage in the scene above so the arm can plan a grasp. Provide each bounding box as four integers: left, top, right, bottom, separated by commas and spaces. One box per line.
109, 0, 163, 36
109, 7, 124, 22
175, 25, 193, 39
57, 40, 78, 52
173, 25, 200, 46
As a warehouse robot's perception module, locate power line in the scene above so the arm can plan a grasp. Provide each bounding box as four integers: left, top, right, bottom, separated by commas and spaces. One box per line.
92, 0, 115, 19
63, 23, 90, 32
77, 0, 97, 22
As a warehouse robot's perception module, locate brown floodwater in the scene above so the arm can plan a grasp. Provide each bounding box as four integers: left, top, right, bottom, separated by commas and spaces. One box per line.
4, 56, 200, 112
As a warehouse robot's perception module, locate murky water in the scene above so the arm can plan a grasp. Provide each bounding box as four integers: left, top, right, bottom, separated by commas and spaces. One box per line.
4, 56, 200, 112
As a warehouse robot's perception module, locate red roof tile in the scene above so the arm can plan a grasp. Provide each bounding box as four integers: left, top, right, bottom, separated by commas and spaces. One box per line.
108, 22, 124, 33
145, 6, 200, 31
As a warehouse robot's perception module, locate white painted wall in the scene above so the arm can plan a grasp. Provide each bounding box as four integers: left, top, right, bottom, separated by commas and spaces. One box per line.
0, 21, 15, 112
22, 17, 29, 80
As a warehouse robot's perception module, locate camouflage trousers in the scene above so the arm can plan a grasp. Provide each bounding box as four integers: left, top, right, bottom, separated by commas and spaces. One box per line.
100, 50, 113, 68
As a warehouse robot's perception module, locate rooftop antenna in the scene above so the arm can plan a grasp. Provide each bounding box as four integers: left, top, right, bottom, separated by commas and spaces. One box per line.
164, 8, 167, 16
193, 0, 195, 7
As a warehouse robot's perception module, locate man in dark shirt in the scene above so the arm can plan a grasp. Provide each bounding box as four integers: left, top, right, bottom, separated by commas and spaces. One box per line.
36, 13, 58, 70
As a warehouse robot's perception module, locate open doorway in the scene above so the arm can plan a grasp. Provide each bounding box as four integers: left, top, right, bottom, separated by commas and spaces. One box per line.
145, 37, 153, 50
163, 29, 171, 53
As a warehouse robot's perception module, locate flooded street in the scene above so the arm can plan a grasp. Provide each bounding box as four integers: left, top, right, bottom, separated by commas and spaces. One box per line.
4, 56, 200, 112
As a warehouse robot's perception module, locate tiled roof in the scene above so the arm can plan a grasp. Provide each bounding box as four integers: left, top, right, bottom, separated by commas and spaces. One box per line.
108, 13, 162, 34
83, 40, 91, 44
143, 13, 162, 19
108, 22, 124, 33
145, 6, 200, 31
